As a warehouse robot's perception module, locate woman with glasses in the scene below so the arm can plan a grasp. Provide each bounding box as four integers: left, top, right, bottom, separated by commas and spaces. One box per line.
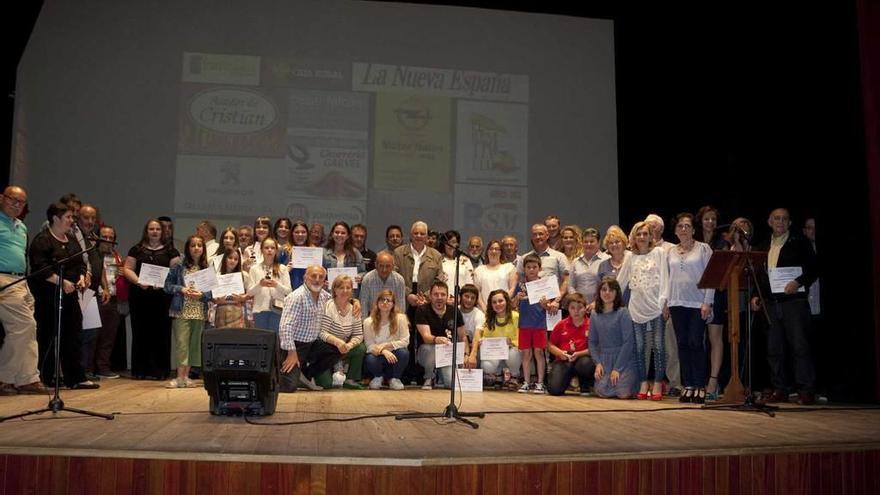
363, 290, 410, 390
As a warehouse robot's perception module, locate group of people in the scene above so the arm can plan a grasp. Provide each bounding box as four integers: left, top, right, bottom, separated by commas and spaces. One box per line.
0, 184, 820, 405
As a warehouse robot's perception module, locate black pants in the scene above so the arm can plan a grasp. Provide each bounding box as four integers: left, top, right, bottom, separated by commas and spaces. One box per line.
766, 298, 815, 393
280, 339, 321, 392
34, 290, 86, 387
547, 355, 596, 396
670, 306, 708, 389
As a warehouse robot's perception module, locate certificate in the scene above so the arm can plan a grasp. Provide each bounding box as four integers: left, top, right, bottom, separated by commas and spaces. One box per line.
138, 263, 170, 288
79, 289, 102, 330
327, 267, 359, 288
291, 247, 324, 269
184, 267, 219, 293
769, 267, 805, 294
212, 273, 246, 298
455, 368, 484, 392
546, 310, 562, 330
434, 342, 466, 368
479, 337, 509, 361
525, 276, 561, 304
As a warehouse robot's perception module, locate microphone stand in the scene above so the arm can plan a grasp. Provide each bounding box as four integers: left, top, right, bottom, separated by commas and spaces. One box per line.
396, 248, 484, 428
1, 238, 115, 422
702, 231, 777, 417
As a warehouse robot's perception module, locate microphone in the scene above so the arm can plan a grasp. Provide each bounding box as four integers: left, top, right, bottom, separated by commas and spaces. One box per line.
88, 234, 118, 245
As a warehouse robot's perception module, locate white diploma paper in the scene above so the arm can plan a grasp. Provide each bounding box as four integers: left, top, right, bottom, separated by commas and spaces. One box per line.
327, 267, 359, 288
184, 267, 219, 293
212, 273, 246, 298
769, 267, 805, 294
434, 343, 466, 368
138, 263, 170, 288
526, 276, 561, 304
546, 310, 562, 330
291, 247, 324, 269
479, 337, 509, 361
455, 368, 484, 392
79, 289, 102, 330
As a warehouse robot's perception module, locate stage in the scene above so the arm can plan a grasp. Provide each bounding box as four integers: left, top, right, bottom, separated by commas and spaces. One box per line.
1, 379, 879, 493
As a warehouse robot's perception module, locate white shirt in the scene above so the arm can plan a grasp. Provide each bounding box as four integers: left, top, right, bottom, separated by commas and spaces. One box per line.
460, 307, 486, 341
410, 244, 426, 284
665, 241, 714, 308
618, 247, 668, 323
473, 263, 516, 303
246, 263, 292, 313
441, 256, 474, 288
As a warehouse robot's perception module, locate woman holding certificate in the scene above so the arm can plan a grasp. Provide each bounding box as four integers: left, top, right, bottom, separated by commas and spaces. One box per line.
287, 220, 310, 290
466, 289, 521, 390
124, 218, 180, 380
663, 213, 714, 404
210, 227, 240, 271
247, 238, 291, 332
212, 248, 253, 328
29, 201, 98, 389
163, 235, 212, 388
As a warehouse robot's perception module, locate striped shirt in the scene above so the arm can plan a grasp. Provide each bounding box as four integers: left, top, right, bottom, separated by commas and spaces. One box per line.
320, 300, 364, 346
279, 285, 331, 350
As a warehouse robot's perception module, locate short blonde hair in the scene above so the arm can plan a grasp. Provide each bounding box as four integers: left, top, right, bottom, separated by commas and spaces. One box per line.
331, 275, 353, 298
602, 225, 629, 251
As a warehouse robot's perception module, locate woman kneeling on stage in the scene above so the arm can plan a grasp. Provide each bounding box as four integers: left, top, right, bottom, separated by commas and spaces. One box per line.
590, 278, 639, 399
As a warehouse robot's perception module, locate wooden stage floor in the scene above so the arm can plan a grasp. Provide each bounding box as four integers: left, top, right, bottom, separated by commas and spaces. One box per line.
1, 379, 878, 467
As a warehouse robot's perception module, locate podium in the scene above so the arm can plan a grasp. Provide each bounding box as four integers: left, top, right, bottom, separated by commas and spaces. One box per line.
698, 250, 766, 404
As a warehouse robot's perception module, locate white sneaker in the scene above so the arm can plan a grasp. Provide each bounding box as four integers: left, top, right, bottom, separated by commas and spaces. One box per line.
532, 383, 546, 394
332, 371, 345, 388
164, 378, 183, 389
518, 383, 531, 393
369, 377, 383, 390
298, 373, 323, 391
421, 379, 433, 390
389, 378, 405, 391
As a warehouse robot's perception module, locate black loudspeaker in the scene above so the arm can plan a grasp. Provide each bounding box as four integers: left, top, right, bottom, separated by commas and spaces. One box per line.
202, 327, 279, 416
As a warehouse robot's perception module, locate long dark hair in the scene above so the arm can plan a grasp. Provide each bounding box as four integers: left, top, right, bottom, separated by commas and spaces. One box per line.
219, 248, 242, 275
325, 221, 356, 258
138, 218, 164, 246
216, 226, 240, 257
485, 289, 513, 331
595, 277, 623, 313
183, 235, 208, 269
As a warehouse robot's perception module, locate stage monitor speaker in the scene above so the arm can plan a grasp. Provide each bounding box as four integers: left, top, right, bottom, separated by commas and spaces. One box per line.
202, 327, 279, 416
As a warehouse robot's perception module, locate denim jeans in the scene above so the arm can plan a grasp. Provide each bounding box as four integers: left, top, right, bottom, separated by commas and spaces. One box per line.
253, 311, 280, 332
633, 315, 666, 382
364, 348, 410, 379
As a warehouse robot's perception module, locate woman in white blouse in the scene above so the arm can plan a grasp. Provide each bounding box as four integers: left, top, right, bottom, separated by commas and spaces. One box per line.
246, 238, 291, 332
663, 213, 714, 404
472, 239, 517, 312
363, 289, 410, 390
438, 230, 474, 301
618, 221, 669, 400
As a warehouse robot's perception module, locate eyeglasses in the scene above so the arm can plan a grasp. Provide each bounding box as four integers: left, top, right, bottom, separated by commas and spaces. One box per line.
378, 297, 394, 304
676, 224, 693, 231
3, 195, 25, 206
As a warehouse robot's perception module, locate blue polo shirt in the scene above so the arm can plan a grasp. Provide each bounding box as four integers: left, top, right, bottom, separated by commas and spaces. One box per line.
0, 211, 28, 273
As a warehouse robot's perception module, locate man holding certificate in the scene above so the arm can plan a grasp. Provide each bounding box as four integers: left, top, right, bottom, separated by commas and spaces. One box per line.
753, 208, 818, 405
